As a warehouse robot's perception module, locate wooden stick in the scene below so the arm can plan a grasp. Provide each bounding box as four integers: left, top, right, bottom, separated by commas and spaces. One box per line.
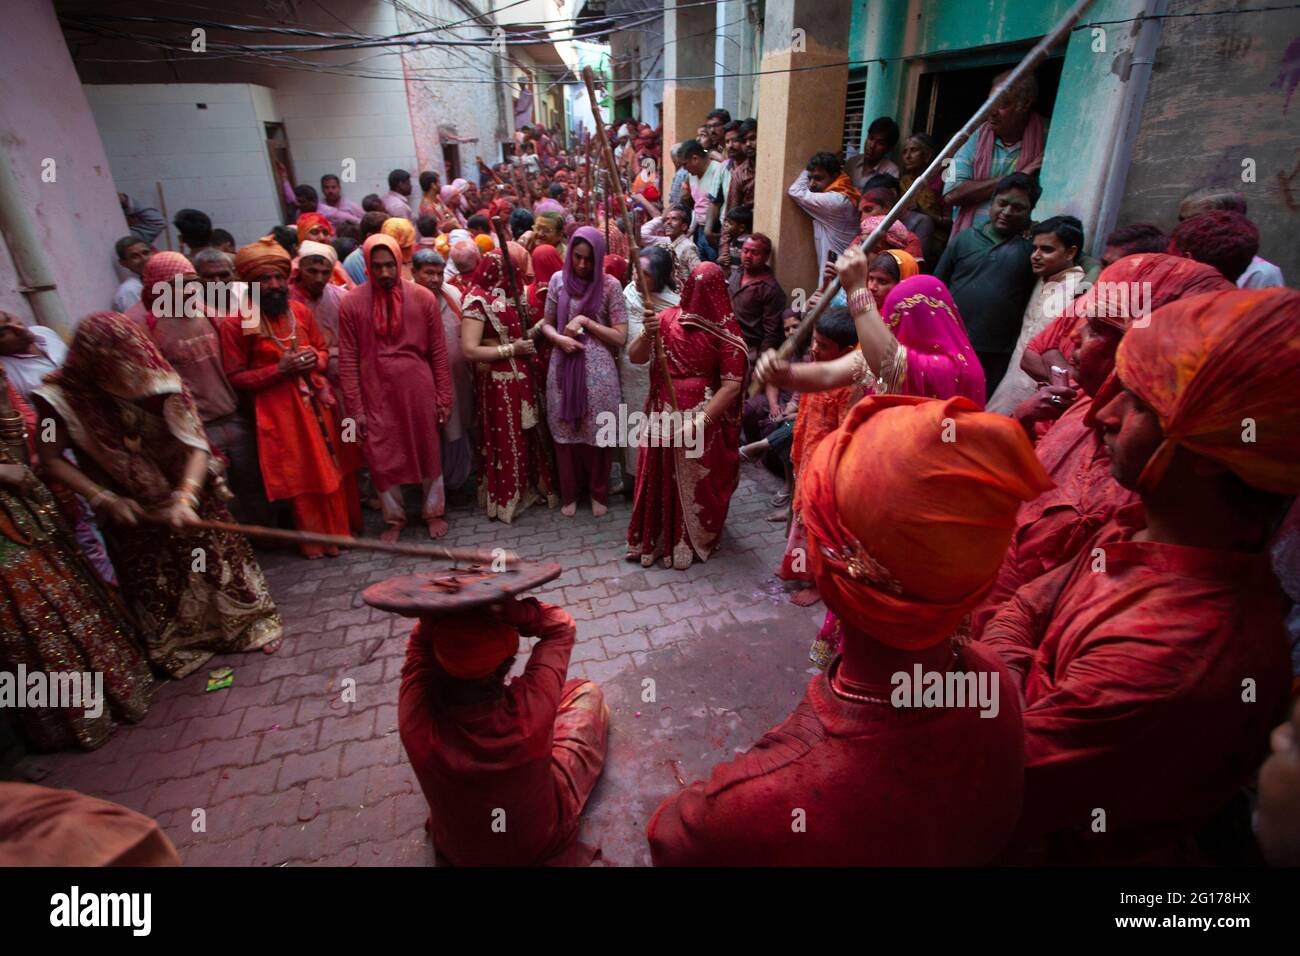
581, 66, 681, 415
752, 0, 1095, 396
146, 515, 517, 565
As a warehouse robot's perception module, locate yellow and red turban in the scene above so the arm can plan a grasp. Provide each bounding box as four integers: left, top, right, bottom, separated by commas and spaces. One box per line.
802, 394, 1052, 649
234, 236, 291, 281
296, 212, 334, 243
413, 610, 519, 680
1114, 287, 1300, 494
380, 217, 416, 263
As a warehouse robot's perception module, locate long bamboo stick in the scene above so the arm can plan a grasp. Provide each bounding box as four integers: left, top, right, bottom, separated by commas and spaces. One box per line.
581, 66, 681, 415
145, 515, 517, 565
752, 0, 1095, 395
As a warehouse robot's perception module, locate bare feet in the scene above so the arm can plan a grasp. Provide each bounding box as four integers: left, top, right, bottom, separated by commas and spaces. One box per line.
263, 639, 283, 654
425, 517, 449, 539
561, 502, 577, 517
379, 523, 404, 544
591, 500, 608, 518
765, 508, 789, 523
790, 587, 821, 607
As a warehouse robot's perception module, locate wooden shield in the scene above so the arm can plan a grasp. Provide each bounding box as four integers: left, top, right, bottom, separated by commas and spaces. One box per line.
361, 561, 562, 617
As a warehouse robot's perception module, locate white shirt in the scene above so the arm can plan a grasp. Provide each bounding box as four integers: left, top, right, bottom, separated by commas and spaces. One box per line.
1, 325, 67, 401
113, 276, 143, 312
1237, 255, 1285, 289
787, 170, 860, 269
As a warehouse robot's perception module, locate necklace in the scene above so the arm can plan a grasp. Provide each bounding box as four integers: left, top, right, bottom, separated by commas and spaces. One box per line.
827, 660, 892, 706
268, 311, 297, 350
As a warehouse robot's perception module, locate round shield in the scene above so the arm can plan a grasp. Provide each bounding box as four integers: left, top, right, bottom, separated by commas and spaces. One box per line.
361, 560, 562, 617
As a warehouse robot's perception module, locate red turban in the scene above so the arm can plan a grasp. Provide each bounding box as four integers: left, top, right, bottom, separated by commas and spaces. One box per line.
1115, 287, 1300, 495
234, 237, 291, 281
415, 610, 520, 680
802, 394, 1053, 649
140, 252, 194, 308
296, 212, 334, 243
1072, 252, 1233, 332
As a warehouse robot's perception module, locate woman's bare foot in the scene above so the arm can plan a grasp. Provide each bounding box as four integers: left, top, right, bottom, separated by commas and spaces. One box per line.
765, 508, 790, 523
739, 439, 769, 463
591, 500, 608, 518
379, 523, 404, 544
425, 517, 449, 539
790, 587, 821, 607
263, 639, 283, 654
561, 502, 577, 517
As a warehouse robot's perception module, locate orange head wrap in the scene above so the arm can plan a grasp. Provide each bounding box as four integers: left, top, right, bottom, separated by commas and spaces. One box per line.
473, 233, 494, 253
1071, 252, 1233, 332
1114, 287, 1300, 495
363, 234, 405, 338
380, 217, 416, 263
296, 212, 334, 243
234, 236, 291, 281
415, 610, 520, 680
802, 394, 1053, 649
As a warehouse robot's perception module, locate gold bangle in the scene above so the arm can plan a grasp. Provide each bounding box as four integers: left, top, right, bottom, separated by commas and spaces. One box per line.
848, 287, 873, 314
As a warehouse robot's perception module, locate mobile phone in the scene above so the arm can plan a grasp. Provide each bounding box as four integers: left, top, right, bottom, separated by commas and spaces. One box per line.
826, 250, 839, 264
1049, 365, 1071, 388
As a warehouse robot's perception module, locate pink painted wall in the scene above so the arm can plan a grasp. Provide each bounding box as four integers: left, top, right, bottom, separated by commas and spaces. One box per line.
0, 0, 129, 332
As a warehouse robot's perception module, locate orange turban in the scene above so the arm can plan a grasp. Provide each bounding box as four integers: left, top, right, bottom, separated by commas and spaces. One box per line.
414, 610, 520, 680
802, 394, 1053, 649
474, 233, 494, 253
296, 212, 334, 243
234, 236, 291, 281
1072, 252, 1232, 332
1115, 287, 1300, 495
380, 217, 416, 262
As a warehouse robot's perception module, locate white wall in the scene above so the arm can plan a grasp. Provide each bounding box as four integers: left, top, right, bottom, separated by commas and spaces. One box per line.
0, 0, 129, 329
85, 83, 284, 249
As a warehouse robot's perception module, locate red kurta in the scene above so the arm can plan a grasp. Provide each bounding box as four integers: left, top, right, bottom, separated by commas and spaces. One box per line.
982, 505, 1291, 863
219, 303, 359, 502
397, 602, 608, 866
337, 281, 453, 492
646, 642, 1024, 865
626, 311, 747, 567
972, 397, 1138, 634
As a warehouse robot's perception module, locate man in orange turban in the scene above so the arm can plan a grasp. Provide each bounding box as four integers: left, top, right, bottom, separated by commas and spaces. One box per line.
397, 595, 609, 866
648, 394, 1052, 865
974, 253, 1234, 632
983, 287, 1300, 863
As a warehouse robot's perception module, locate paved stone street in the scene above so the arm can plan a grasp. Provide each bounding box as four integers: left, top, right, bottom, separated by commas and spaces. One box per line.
36, 466, 824, 866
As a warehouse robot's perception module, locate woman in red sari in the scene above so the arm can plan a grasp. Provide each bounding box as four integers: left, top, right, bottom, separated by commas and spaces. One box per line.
626, 262, 747, 568
459, 250, 557, 523
528, 245, 564, 391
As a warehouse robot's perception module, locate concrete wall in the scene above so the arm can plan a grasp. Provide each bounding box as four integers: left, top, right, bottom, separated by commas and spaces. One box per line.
0, 0, 127, 330
1118, 0, 1300, 280
85, 83, 285, 248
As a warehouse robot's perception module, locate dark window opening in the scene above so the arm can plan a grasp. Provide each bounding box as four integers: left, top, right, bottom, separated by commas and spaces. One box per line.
912, 50, 1065, 148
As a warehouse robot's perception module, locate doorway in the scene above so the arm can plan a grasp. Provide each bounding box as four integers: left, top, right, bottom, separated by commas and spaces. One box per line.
265, 122, 296, 222
912, 51, 1065, 147
442, 143, 461, 182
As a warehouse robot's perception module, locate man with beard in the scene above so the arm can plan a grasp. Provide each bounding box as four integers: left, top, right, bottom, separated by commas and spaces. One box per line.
289, 240, 347, 388
338, 236, 454, 541
221, 237, 361, 557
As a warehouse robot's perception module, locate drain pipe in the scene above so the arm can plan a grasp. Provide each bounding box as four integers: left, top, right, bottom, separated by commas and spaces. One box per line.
0, 144, 74, 339
1092, 0, 1168, 258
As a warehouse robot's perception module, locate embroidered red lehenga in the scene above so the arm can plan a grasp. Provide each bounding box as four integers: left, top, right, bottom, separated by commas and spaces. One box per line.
459, 251, 557, 523
627, 264, 747, 568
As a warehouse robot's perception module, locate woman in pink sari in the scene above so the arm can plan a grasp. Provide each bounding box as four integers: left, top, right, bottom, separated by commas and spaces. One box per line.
755, 248, 984, 662
626, 262, 747, 569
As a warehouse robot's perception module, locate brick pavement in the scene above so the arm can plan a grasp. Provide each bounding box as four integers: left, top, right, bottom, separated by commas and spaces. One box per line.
34, 466, 824, 866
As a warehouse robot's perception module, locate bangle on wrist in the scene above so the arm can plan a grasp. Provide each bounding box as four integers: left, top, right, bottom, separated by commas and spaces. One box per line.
170, 489, 199, 509
848, 287, 873, 313
88, 487, 117, 510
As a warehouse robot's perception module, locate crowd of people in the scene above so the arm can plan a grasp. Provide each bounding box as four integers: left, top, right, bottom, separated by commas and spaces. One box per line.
2, 84, 1298, 870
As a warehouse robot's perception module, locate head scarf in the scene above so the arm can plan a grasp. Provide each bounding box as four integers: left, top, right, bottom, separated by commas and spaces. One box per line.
822, 171, 861, 209
1072, 252, 1233, 332
380, 218, 416, 263
603, 254, 629, 284
439, 184, 461, 205
415, 611, 519, 680
296, 239, 338, 268
506, 241, 532, 284
527, 244, 564, 316
35, 312, 211, 499
1114, 287, 1300, 495
140, 252, 195, 309
296, 212, 334, 243
554, 227, 607, 428
857, 214, 924, 261
363, 234, 405, 338
802, 393, 1052, 649
473, 233, 494, 253
882, 249, 919, 280
677, 262, 740, 335
234, 236, 291, 281
881, 276, 986, 406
